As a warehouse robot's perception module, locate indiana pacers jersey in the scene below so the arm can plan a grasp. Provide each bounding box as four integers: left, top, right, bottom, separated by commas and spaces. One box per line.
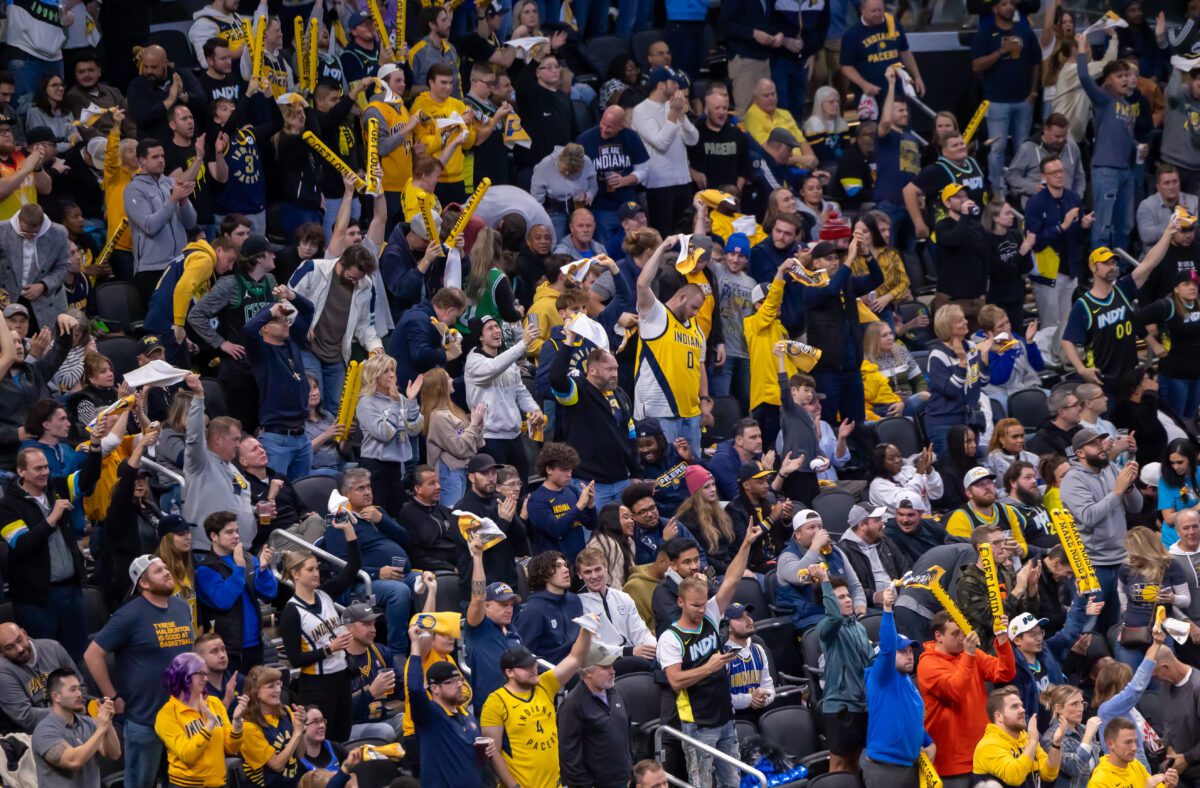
480, 670, 562, 788
634, 300, 706, 420
1076, 278, 1137, 380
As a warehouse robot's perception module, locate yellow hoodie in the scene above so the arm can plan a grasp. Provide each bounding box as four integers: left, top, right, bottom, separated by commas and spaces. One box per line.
972, 723, 1059, 786
861, 359, 901, 421
154, 694, 243, 787
172, 240, 219, 329
103, 125, 134, 251
744, 277, 796, 410
526, 281, 564, 358
1086, 754, 1151, 787
410, 92, 477, 185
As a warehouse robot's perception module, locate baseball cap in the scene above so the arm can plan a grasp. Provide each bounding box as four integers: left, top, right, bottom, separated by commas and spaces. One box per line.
466, 453, 499, 474
87, 136, 108, 168
750, 284, 767, 304
1177, 269, 1200, 285
3, 304, 28, 319
347, 11, 371, 29
155, 514, 189, 540
426, 660, 463, 683
499, 645, 538, 671
618, 201, 645, 221
1071, 427, 1105, 453
345, 602, 383, 622
377, 63, 403, 82
25, 126, 61, 145
940, 183, 966, 204
585, 641, 621, 667
792, 509, 822, 529
411, 209, 443, 241
724, 602, 755, 620
646, 67, 682, 90
128, 554, 163, 586
486, 581, 519, 602
684, 464, 713, 495
1008, 612, 1049, 639
962, 466, 996, 489
725, 232, 751, 257
242, 235, 282, 258
847, 504, 887, 527
894, 633, 918, 650
140, 335, 165, 355
896, 497, 927, 512
810, 240, 841, 260
766, 127, 801, 149
1088, 247, 1117, 267
635, 419, 663, 439
0, 115, 13, 128
737, 461, 774, 483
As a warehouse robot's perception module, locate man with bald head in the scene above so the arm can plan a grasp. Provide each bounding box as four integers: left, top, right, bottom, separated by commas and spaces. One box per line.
744, 79, 818, 170
579, 105, 650, 256
126, 44, 207, 142
0, 623, 75, 732
688, 85, 752, 194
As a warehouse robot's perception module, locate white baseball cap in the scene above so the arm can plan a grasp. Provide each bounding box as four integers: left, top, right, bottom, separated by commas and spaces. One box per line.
1008, 612, 1049, 639
791, 509, 822, 529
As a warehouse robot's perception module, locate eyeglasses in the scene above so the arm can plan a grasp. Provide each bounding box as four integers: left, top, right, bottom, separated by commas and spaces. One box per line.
473, 77, 497, 87
308, 716, 327, 726
537, 63, 561, 72
633, 504, 658, 517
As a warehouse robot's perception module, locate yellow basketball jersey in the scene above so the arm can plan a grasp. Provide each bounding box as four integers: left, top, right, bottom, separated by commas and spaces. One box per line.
635, 304, 706, 419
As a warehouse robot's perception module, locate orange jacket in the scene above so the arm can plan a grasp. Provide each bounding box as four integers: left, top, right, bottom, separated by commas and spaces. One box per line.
916, 638, 1015, 777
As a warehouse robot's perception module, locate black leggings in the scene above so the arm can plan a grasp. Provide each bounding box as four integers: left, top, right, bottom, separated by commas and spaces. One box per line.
297, 669, 354, 742
360, 457, 407, 519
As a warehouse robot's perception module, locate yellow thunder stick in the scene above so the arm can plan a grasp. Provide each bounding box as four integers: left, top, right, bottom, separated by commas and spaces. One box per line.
303, 132, 370, 191
95, 217, 129, 269
918, 753, 943, 788
335, 360, 363, 438
367, 0, 389, 50
907, 565, 973, 636
417, 190, 441, 249
365, 118, 381, 195
252, 16, 267, 81
293, 16, 307, 90
307, 17, 319, 92
977, 543, 1006, 633
395, 0, 406, 52
444, 177, 491, 249
241, 18, 253, 58
963, 100, 990, 145
1049, 508, 1101, 594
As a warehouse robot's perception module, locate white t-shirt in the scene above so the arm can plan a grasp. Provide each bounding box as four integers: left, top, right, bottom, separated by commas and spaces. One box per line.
656, 597, 721, 669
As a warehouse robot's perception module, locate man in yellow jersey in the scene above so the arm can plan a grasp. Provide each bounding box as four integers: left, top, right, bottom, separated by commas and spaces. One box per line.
481, 621, 594, 788
1089, 717, 1178, 788
411, 63, 476, 205
0, 116, 49, 222
400, 154, 443, 223
634, 233, 707, 457
363, 63, 423, 223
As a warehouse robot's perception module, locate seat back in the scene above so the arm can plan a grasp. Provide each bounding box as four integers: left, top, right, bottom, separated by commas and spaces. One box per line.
732, 577, 768, 620
873, 417, 923, 458
735, 718, 759, 745
615, 671, 661, 728
755, 616, 802, 679
95, 336, 142, 382
148, 29, 197, 71
812, 490, 857, 538
1008, 389, 1050, 432
896, 301, 934, 349
757, 706, 820, 759
292, 475, 339, 518
989, 398, 1007, 421
859, 613, 883, 643
92, 281, 146, 335
581, 34, 630, 76
808, 773, 866, 788
709, 395, 742, 443
434, 570, 462, 613
200, 378, 229, 418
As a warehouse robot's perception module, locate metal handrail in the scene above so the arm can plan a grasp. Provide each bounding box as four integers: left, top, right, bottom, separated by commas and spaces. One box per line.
270, 529, 374, 602
140, 457, 185, 490
655, 724, 768, 788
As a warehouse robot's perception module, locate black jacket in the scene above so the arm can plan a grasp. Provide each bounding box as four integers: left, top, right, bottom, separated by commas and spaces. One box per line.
1025, 419, 1080, 458
0, 337, 70, 469
651, 574, 682, 637
0, 450, 100, 605
840, 533, 912, 602
125, 68, 207, 142
453, 488, 530, 600
514, 64, 578, 168
101, 460, 163, 603
558, 681, 633, 788
933, 214, 988, 299
400, 499, 464, 573
548, 345, 638, 485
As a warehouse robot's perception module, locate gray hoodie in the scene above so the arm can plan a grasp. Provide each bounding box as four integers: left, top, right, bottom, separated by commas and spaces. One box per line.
124, 172, 197, 274
1059, 458, 1142, 566
0, 213, 68, 331
1005, 135, 1086, 207
0, 638, 74, 732
464, 341, 539, 440
182, 394, 255, 551
1162, 68, 1200, 173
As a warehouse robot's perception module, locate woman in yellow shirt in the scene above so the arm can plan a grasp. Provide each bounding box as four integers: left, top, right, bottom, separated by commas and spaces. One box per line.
241, 665, 306, 787
155, 652, 246, 787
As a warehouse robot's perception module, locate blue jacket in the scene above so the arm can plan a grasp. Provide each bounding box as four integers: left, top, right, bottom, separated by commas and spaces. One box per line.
243, 294, 314, 428
514, 589, 583, 663
387, 300, 447, 387
924, 339, 989, 430
1025, 186, 1088, 283
776, 540, 855, 630
527, 481, 594, 562
865, 611, 932, 766
972, 330, 1044, 388
195, 553, 278, 649
708, 440, 746, 501
323, 512, 412, 579
1011, 593, 1091, 727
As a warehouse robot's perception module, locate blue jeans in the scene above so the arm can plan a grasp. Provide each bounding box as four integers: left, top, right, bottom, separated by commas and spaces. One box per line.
123, 719, 165, 788
282, 204, 323, 238
615, 0, 654, 38
664, 20, 706, 80
770, 57, 808, 122
593, 479, 629, 512
1091, 166, 1135, 252
813, 368, 866, 424
927, 423, 953, 460
984, 100, 1034, 196
659, 415, 701, 460
1159, 374, 1200, 420
439, 463, 467, 509
15, 585, 86, 662
353, 576, 418, 655
593, 208, 621, 252
8, 56, 63, 113
259, 430, 313, 480
302, 350, 348, 414
681, 719, 741, 788
571, 0, 609, 36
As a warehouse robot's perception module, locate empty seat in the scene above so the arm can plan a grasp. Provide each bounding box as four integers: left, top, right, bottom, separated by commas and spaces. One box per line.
95, 336, 142, 382
582, 34, 630, 76
292, 474, 338, 517
757, 706, 825, 763
873, 417, 923, 459
92, 281, 146, 335
731, 577, 768, 620
811, 489, 857, 537
1008, 389, 1050, 431
709, 395, 742, 443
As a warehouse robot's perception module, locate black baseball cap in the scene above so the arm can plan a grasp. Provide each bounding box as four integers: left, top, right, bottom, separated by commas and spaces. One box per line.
140, 335, 165, 355
737, 461, 774, 483
810, 241, 842, 260
427, 661, 462, 684
467, 453, 499, 474
499, 645, 538, 671
156, 514, 190, 540
25, 126, 61, 145
242, 235, 282, 259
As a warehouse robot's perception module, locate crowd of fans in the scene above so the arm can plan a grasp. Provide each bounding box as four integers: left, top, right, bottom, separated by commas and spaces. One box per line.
5, 0, 1200, 786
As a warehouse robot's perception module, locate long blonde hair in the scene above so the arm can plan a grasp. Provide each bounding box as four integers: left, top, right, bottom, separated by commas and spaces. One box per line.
359, 354, 396, 399
1126, 525, 1171, 581
419, 367, 468, 435
675, 489, 734, 553
155, 532, 193, 589
862, 321, 900, 366
466, 227, 504, 302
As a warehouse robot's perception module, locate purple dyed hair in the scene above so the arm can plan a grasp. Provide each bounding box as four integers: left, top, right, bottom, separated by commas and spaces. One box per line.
162, 652, 208, 702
